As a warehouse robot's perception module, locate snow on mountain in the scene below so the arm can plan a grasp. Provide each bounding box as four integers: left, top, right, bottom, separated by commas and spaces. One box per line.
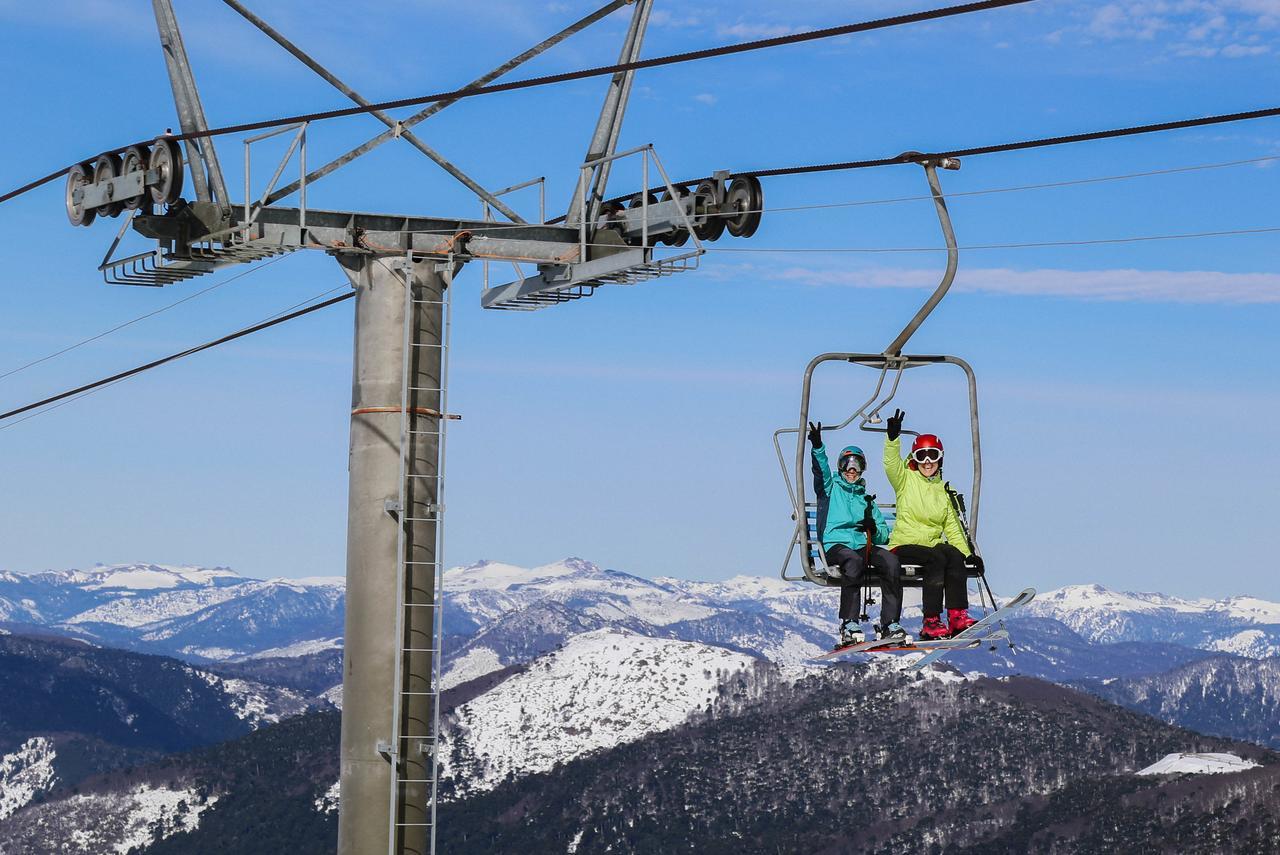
64, 585, 248, 628
0, 737, 56, 821
1023, 583, 1280, 657
0, 564, 345, 662
237, 637, 343, 661
657, 574, 837, 635
12, 782, 219, 854
1136, 752, 1259, 776
314, 780, 339, 815
77, 564, 242, 591
439, 629, 765, 799
444, 558, 718, 631
1206, 629, 1278, 658
216, 677, 312, 726
438, 560, 832, 687
1083, 655, 1280, 749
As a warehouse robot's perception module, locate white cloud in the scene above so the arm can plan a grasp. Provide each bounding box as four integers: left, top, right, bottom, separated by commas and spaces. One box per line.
1059, 0, 1280, 56
649, 10, 703, 29
693, 92, 717, 105
768, 265, 1280, 304
1221, 42, 1271, 55
717, 22, 797, 40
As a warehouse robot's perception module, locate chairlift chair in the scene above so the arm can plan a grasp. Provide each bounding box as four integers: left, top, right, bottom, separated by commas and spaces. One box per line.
773, 156, 1007, 630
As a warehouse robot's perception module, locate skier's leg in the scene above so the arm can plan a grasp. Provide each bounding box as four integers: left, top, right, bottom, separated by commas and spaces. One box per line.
895, 544, 947, 639
896, 544, 942, 615
869, 547, 903, 627
825, 545, 868, 646
937, 543, 977, 635
839, 555, 867, 621
938, 543, 970, 610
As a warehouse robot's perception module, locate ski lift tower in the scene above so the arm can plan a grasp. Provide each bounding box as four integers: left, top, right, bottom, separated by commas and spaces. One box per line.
63, 2, 764, 853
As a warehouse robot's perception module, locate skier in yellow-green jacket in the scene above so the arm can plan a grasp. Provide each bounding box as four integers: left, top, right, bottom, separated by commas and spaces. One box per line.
883, 408, 983, 640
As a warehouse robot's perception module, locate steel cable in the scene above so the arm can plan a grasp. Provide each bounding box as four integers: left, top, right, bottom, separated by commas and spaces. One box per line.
0, 0, 1033, 206
0, 255, 287, 383
0, 290, 353, 426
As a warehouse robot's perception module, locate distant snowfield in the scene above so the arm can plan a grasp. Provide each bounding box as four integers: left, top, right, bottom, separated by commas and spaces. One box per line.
1019, 583, 1280, 657
1136, 752, 1260, 776
66, 586, 246, 628
79, 564, 241, 591
238, 636, 343, 660
440, 629, 762, 798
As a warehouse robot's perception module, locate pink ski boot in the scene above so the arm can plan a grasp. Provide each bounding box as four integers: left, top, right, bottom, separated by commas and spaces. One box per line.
947, 608, 977, 636
919, 615, 949, 640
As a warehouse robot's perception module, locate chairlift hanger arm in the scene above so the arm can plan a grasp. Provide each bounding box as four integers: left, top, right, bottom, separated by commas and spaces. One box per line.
883, 157, 960, 356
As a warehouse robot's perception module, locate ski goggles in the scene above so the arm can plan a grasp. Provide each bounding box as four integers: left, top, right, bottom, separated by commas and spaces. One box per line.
838, 455, 864, 473
911, 447, 943, 464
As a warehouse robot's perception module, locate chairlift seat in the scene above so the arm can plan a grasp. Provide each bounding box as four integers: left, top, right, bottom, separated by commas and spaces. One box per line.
805, 503, 983, 587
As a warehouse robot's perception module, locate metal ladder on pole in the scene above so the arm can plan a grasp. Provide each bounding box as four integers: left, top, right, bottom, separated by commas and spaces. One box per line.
387, 255, 452, 855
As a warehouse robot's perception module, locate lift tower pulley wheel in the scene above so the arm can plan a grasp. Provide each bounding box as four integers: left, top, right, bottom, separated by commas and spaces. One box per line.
64, 162, 95, 227
724, 175, 763, 238
93, 154, 123, 218
121, 146, 151, 212
148, 138, 184, 206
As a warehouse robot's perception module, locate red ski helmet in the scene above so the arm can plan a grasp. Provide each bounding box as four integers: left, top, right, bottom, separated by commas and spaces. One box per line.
908, 434, 944, 470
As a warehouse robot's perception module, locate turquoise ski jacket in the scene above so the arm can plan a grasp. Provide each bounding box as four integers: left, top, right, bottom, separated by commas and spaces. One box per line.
882, 437, 971, 555
812, 445, 890, 552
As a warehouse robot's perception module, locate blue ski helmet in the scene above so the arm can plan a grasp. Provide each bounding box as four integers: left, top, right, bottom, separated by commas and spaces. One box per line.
837, 446, 866, 475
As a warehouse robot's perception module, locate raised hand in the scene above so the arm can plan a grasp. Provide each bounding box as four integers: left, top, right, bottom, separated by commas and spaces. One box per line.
886, 409, 905, 442
807, 421, 823, 448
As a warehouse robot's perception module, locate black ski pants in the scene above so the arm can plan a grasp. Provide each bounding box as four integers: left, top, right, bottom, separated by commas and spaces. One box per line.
894, 542, 969, 616
824, 544, 903, 626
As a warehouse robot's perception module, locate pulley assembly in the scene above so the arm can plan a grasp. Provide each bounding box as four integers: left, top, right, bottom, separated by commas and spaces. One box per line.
65, 137, 184, 226
599, 172, 763, 248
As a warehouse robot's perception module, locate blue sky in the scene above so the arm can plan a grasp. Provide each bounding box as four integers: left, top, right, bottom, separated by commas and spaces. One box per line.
0, 0, 1277, 599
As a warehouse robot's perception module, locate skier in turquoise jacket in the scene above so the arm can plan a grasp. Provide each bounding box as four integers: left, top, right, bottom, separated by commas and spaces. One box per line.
883, 408, 983, 640
808, 422, 908, 647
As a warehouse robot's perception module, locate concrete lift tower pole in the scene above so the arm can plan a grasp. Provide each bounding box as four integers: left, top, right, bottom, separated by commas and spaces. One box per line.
67, 1, 760, 851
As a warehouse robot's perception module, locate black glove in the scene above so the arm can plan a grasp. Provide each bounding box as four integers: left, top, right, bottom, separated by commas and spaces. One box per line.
856, 518, 876, 535
807, 421, 823, 448
965, 554, 985, 574
886, 409, 905, 442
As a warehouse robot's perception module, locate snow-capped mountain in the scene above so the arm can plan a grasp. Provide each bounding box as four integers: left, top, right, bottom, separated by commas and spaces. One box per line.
0, 563, 343, 662
438, 559, 1280, 690
1021, 583, 1280, 657
439, 559, 837, 689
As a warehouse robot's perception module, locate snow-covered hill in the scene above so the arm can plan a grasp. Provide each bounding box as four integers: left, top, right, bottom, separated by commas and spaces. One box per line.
439, 629, 765, 799
1083, 655, 1280, 749
0, 564, 343, 662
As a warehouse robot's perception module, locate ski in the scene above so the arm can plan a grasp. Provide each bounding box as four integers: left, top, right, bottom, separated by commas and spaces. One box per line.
816, 628, 1010, 659
868, 629, 1010, 654
909, 587, 1036, 670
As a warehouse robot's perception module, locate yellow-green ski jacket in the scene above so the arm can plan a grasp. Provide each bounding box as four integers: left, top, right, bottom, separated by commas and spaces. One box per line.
883, 437, 971, 555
